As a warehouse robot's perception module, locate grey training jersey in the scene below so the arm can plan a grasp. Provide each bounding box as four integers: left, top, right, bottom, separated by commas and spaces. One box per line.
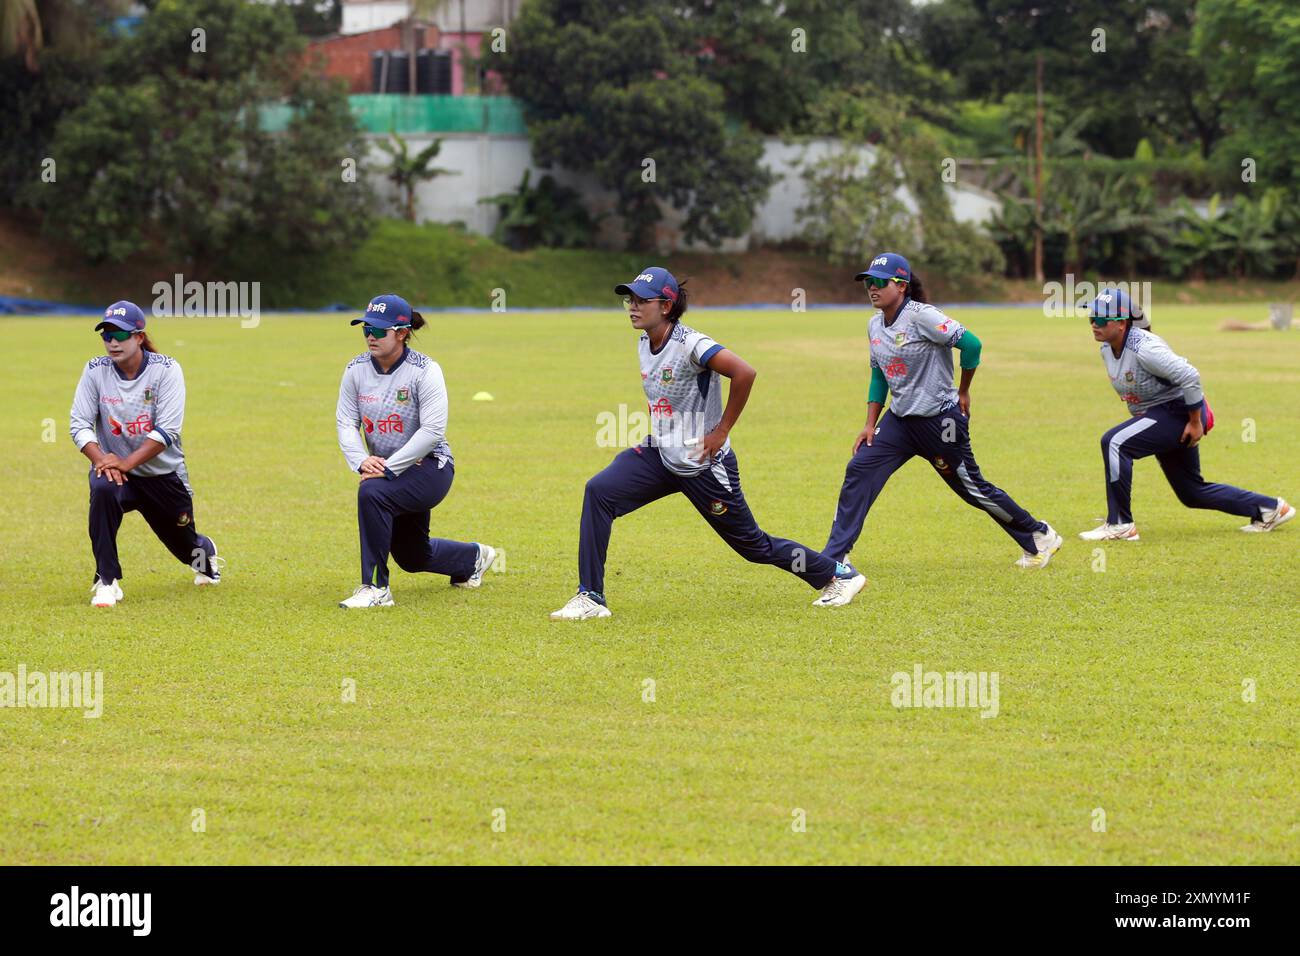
336, 347, 452, 475
638, 323, 727, 477
869, 300, 966, 417
1101, 327, 1203, 415
70, 352, 190, 487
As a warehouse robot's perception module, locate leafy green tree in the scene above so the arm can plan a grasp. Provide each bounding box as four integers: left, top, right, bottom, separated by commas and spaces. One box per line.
491, 0, 772, 250
34, 0, 373, 270
376, 132, 455, 222
799, 89, 1002, 278
1195, 0, 1300, 192
479, 169, 599, 250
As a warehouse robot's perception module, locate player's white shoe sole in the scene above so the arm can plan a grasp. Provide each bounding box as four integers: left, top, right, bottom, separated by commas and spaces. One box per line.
550, 592, 611, 620
453, 544, 497, 589
91, 578, 123, 608
1016, 525, 1063, 568
813, 572, 867, 607
1241, 499, 1294, 533
339, 585, 395, 608
194, 537, 224, 586
1078, 522, 1140, 541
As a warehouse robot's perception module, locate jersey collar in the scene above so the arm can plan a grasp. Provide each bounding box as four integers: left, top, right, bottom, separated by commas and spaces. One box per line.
883, 296, 911, 327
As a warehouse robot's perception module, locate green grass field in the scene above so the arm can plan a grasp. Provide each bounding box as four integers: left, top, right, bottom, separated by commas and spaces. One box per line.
1, 303, 1296, 864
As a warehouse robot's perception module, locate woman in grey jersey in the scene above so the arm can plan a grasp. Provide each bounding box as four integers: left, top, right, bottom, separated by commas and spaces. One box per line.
69, 301, 222, 607
822, 252, 1062, 573
550, 267, 866, 620
1080, 288, 1291, 540
335, 294, 497, 608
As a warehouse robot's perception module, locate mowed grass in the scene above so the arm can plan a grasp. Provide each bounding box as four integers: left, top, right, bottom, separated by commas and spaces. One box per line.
0, 303, 1296, 865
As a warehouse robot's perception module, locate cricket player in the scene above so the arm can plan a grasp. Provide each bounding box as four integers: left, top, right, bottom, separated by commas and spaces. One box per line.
550, 267, 866, 620
70, 301, 222, 607
821, 253, 1062, 579
336, 294, 496, 608
1079, 288, 1291, 540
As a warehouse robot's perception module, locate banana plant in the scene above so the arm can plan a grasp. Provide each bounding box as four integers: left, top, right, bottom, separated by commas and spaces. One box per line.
376, 132, 456, 222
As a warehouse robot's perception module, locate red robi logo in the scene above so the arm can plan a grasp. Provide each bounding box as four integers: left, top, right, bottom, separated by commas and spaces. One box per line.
109, 416, 123, 436
362, 415, 375, 433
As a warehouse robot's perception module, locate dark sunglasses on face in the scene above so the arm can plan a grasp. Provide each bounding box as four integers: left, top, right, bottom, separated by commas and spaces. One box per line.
865, 276, 906, 289
100, 329, 136, 343
1089, 315, 1123, 327
364, 325, 409, 338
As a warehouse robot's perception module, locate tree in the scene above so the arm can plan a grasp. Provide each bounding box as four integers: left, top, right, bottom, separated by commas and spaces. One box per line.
799, 89, 1002, 278
34, 0, 374, 271
1195, 0, 1300, 193
376, 132, 455, 222
491, 0, 772, 251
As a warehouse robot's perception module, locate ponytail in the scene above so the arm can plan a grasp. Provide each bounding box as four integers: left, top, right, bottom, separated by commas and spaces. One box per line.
139, 332, 156, 352
907, 273, 929, 304
397, 311, 426, 346
667, 281, 690, 323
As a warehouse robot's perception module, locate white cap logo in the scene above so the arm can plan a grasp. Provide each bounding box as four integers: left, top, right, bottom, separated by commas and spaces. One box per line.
367, 301, 387, 313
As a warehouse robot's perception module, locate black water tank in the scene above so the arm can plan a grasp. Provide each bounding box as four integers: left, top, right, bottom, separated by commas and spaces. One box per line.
416, 49, 453, 94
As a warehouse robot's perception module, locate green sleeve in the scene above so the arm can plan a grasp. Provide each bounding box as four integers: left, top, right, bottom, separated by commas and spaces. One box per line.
868, 364, 888, 404
956, 330, 982, 369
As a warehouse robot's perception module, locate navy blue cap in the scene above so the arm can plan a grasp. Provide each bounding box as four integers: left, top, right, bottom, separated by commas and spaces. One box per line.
614, 267, 679, 303
94, 300, 147, 333
1089, 288, 1149, 327
855, 252, 912, 282
351, 294, 413, 328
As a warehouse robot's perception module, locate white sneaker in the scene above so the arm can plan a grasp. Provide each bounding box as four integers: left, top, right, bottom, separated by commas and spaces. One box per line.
452, 544, 497, 589
813, 572, 867, 607
339, 585, 395, 608
194, 538, 225, 586
549, 592, 611, 620
1016, 524, 1063, 568
1241, 498, 1294, 533
91, 578, 123, 608
1078, 521, 1140, 541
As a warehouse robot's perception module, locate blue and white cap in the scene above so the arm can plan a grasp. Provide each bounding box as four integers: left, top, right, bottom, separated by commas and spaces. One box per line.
855, 252, 911, 282
94, 300, 147, 333
614, 267, 680, 303
351, 293, 414, 329
1089, 288, 1150, 328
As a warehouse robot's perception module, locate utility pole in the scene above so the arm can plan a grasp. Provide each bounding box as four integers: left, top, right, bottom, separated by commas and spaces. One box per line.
1034, 53, 1045, 285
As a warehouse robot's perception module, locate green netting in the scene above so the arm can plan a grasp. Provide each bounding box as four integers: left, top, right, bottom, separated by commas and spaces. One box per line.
260, 96, 527, 135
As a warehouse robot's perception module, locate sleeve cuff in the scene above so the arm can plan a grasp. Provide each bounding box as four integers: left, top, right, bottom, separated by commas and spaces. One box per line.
698, 343, 724, 367
73, 429, 97, 450
146, 429, 172, 447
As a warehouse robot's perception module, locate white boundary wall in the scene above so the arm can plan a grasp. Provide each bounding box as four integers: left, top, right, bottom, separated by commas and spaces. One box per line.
366, 134, 1000, 252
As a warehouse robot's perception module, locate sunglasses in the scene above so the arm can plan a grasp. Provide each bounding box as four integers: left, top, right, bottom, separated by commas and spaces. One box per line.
864, 276, 907, 289
100, 329, 136, 342
1089, 315, 1125, 327
363, 325, 409, 338
622, 295, 666, 310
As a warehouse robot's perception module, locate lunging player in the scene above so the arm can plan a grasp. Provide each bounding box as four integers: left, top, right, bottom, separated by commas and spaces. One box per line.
336, 294, 497, 608
821, 253, 1061, 584
1079, 288, 1291, 540
70, 301, 222, 607
550, 267, 866, 620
